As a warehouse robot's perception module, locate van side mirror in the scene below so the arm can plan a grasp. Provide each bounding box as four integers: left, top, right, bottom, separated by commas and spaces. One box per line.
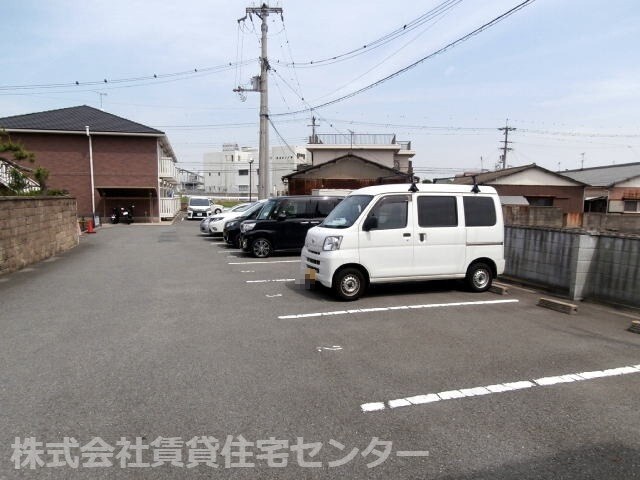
363, 216, 378, 231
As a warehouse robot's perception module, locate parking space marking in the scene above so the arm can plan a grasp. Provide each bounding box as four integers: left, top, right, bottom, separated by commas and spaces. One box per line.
361, 363, 640, 413
240, 270, 256, 273
229, 260, 300, 265
278, 299, 519, 319
316, 345, 343, 352
246, 278, 295, 283
266, 294, 283, 298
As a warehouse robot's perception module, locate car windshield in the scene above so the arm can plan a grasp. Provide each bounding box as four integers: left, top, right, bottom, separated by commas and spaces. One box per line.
320, 195, 372, 229
256, 199, 278, 220
231, 203, 252, 212
189, 198, 209, 207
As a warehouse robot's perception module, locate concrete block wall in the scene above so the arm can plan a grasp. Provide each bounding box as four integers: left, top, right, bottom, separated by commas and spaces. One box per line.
504, 227, 575, 293
588, 235, 640, 307
0, 196, 79, 275
505, 226, 640, 308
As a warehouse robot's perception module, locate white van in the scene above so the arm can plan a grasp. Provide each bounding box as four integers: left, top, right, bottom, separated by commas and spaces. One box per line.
301, 183, 505, 300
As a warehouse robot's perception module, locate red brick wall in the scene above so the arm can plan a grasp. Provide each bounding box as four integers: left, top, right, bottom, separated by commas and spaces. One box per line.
8, 132, 159, 218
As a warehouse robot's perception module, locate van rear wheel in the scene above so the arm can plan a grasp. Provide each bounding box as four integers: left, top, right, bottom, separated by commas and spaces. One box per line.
333, 268, 365, 301
466, 262, 492, 292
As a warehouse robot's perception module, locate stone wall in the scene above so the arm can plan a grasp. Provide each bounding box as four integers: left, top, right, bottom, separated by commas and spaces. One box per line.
505, 226, 640, 308
583, 213, 640, 233
0, 196, 79, 275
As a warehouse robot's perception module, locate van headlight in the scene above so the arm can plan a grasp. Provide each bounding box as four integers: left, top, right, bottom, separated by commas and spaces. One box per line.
241, 223, 256, 233
323, 236, 343, 251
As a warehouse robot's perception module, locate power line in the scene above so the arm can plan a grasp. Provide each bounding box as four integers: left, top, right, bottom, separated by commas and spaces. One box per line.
274, 0, 463, 68
271, 0, 537, 117
0, 60, 257, 92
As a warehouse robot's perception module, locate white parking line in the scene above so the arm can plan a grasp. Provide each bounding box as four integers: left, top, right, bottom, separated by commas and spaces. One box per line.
278, 299, 519, 319
240, 270, 256, 273
266, 294, 283, 298
361, 363, 640, 413
229, 260, 300, 265
246, 278, 295, 283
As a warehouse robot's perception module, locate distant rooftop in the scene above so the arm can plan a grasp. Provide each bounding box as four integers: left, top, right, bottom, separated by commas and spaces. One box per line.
560, 162, 640, 187
308, 133, 411, 150
0, 105, 164, 135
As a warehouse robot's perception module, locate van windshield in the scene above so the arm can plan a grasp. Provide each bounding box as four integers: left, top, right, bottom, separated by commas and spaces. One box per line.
320, 195, 372, 229
189, 198, 209, 207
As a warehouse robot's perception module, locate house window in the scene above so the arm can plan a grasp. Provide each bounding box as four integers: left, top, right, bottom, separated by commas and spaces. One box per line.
526, 196, 554, 207
624, 200, 640, 212
238, 169, 249, 176
238, 185, 249, 192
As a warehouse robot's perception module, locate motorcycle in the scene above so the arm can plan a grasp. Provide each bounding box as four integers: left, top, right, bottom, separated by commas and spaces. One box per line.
110, 207, 120, 224
110, 205, 135, 225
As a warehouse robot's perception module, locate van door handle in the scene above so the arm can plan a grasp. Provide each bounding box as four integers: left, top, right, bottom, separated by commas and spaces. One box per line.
403, 233, 411, 238
420, 233, 426, 242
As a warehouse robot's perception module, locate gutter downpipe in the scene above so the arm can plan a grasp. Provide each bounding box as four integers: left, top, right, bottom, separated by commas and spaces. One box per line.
85, 126, 96, 218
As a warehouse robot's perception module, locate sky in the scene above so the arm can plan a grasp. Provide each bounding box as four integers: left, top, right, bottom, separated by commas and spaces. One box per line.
2, 0, 640, 180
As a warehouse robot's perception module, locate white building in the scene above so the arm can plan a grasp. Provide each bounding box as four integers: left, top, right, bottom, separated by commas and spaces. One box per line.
203, 143, 309, 198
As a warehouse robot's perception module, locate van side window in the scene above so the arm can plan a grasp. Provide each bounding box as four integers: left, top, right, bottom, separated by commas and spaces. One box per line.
463, 197, 496, 227
277, 199, 311, 219
417, 196, 458, 227
368, 195, 408, 230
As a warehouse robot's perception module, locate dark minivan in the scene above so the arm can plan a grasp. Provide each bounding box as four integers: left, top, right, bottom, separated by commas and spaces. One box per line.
240, 196, 343, 258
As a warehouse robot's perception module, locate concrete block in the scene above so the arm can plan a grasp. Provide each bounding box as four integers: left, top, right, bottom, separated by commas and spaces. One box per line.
538, 297, 578, 315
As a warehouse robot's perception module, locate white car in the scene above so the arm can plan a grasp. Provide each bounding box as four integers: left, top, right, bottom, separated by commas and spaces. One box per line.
187, 196, 224, 220
207, 202, 255, 237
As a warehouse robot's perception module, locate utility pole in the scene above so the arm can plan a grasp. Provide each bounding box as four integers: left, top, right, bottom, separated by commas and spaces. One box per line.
235, 3, 283, 199
307, 115, 319, 143
580, 152, 585, 170
498, 119, 516, 169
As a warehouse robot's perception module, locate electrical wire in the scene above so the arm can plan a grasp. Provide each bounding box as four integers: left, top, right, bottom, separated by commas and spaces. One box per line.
271, 0, 537, 117
274, 0, 463, 68
0, 60, 256, 92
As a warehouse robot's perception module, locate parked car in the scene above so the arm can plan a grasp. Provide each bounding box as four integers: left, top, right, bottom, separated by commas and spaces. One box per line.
223, 200, 267, 247
187, 196, 223, 219
240, 196, 343, 258
301, 183, 505, 300
207, 202, 256, 237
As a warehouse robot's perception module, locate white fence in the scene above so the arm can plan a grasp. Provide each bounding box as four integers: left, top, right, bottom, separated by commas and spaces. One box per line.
160, 197, 181, 219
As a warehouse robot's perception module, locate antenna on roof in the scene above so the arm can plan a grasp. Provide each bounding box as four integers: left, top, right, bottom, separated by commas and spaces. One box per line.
408, 176, 418, 193
471, 175, 480, 194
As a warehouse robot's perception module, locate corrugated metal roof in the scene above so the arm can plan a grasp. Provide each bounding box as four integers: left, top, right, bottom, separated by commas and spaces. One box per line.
0, 105, 163, 135
560, 162, 640, 187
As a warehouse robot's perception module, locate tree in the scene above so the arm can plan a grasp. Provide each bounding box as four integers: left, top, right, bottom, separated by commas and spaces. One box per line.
0, 130, 51, 194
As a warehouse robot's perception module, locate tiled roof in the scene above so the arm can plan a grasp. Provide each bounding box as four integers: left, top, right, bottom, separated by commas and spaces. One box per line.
560, 162, 640, 187
449, 163, 585, 186
0, 105, 163, 135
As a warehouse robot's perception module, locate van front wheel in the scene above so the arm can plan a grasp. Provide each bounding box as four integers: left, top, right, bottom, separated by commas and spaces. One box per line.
334, 268, 365, 301
466, 262, 492, 292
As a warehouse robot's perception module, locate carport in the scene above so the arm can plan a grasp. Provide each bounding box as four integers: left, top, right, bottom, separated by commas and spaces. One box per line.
96, 187, 158, 222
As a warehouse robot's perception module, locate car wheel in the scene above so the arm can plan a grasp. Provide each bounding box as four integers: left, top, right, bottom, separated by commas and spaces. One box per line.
214, 208, 222, 214
333, 268, 365, 301
251, 237, 272, 258
466, 262, 492, 292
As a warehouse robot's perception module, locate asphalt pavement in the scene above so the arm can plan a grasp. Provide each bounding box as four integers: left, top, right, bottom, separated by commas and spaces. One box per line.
1, 219, 639, 479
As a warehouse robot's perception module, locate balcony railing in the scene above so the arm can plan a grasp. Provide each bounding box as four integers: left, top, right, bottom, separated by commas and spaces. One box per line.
160, 197, 181, 219
159, 157, 178, 183
0, 158, 41, 193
